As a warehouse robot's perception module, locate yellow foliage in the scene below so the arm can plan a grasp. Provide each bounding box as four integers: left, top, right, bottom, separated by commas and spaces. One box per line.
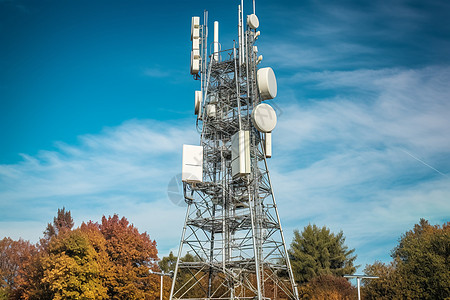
42, 229, 108, 299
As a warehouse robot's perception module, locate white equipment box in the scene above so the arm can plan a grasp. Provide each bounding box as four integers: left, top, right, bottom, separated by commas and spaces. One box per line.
182, 144, 203, 183
231, 130, 251, 177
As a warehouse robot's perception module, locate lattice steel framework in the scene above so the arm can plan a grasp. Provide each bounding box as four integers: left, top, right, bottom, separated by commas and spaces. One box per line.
170, 3, 299, 300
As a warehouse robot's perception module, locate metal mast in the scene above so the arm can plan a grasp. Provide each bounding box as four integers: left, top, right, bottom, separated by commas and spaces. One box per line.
170, 2, 298, 300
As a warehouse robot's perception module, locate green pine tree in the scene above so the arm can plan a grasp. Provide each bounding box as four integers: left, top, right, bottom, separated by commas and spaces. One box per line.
289, 224, 357, 284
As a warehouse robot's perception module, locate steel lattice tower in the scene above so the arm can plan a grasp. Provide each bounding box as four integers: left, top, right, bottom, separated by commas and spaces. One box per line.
170, 2, 299, 300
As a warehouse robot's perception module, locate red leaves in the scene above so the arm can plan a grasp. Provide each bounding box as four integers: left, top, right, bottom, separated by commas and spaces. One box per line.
0, 238, 37, 295
2, 210, 161, 300
97, 214, 160, 299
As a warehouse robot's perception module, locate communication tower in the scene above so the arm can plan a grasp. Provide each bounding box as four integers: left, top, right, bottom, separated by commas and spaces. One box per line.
170, 2, 299, 300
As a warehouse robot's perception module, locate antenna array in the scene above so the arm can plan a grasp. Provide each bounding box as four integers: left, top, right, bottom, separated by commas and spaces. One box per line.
171, 2, 299, 300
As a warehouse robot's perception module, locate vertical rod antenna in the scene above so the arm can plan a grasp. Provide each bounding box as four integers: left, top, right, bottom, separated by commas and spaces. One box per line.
241, 0, 245, 63
238, 5, 242, 66
214, 21, 219, 61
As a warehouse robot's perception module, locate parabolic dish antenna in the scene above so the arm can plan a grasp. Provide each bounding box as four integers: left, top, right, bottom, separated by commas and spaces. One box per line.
252, 103, 277, 133
247, 14, 259, 29
257, 67, 277, 100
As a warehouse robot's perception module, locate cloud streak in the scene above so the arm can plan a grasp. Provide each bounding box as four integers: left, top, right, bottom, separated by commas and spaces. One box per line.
270, 65, 450, 268
0, 119, 196, 253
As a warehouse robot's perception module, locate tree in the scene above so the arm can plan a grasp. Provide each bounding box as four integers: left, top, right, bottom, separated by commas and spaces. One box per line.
289, 224, 357, 284
7, 210, 163, 299
159, 251, 177, 273
361, 261, 401, 300
364, 219, 450, 300
41, 207, 75, 252
0, 238, 36, 299
43, 207, 74, 241
12, 208, 75, 300
13, 246, 52, 299
298, 274, 356, 300
393, 219, 449, 299
41, 229, 108, 299
79, 221, 112, 286
99, 214, 159, 299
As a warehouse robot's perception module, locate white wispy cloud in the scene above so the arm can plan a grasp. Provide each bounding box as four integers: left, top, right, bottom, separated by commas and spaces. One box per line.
270, 65, 450, 268
143, 67, 172, 78
260, 0, 450, 269
281, 66, 450, 151
0, 119, 196, 254
1, 66, 448, 267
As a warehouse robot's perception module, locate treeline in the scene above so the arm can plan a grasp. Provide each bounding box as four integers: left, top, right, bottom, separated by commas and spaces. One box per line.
159, 224, 358, 299
284, 219, 449, 299
1, 208, 448, 300
159, 220, 450, 300
0, 208, 160, 299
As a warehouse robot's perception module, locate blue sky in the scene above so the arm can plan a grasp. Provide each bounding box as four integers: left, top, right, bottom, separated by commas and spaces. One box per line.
1, 0, 449, 273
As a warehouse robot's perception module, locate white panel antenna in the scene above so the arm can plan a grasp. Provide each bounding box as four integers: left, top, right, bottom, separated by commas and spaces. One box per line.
231, 130, 251, 177
265, 132, 272, 158
190, 16, 201, 75
181, 144, 203, 183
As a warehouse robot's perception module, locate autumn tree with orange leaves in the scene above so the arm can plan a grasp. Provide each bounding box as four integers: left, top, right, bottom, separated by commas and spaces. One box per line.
0, 238, 37, 298
297, 274, 355, 300
2, 209, 161, 300
98, 214, 160, 299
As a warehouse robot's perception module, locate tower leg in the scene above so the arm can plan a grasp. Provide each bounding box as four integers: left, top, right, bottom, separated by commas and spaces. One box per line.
169, 202, 192, 300
263, 155, 299, 300
248, 182, 263, 300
